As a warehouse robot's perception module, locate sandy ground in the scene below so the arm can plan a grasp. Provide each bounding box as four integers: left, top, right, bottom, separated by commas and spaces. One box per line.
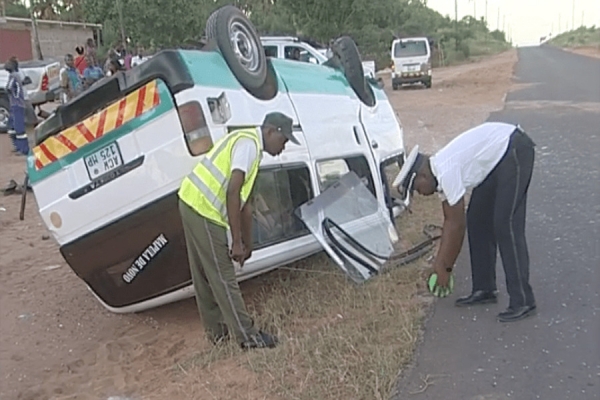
0, 49, 517, 400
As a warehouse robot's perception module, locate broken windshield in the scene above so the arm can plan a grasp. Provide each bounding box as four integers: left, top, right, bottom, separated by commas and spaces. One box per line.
297, 172, 398, 283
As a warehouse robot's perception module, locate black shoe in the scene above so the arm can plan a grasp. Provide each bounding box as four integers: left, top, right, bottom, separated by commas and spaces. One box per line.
240, 331, 279, 350
497, 305, 537, 323
455, 290, 498, 307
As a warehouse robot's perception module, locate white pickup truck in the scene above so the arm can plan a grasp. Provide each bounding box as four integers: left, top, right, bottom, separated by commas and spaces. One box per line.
0, 58, 61, 133
261, 36, 377, 79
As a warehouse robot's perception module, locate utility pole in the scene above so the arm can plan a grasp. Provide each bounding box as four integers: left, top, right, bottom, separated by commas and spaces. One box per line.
116, 0, 126, 49
497, 7, 500, 31
1, 0, 5, 18
581, 11, 584, 28
572, 0, 575, 30
485, 0, 488, 26
503, 15, 506, 33
454, 0, 458, 24
30, 4, 44, 60
455, 0, 459, 50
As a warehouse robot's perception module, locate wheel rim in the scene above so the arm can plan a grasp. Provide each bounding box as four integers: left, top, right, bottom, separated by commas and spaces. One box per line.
228, 20, 261, 74
0, 106, 9, 130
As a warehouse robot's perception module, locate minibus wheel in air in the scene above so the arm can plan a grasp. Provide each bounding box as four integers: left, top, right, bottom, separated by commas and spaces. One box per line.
331, 36, 376, 107
206, 6, 269, 93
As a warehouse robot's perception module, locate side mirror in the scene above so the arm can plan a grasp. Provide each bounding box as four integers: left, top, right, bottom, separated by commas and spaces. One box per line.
308, 57, 318, 64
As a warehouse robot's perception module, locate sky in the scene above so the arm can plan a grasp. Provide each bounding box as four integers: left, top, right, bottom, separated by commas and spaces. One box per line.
426, 0, 600, 46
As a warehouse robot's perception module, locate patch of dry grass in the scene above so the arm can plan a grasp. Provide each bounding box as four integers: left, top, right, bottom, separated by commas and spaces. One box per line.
173, 195, 443, 400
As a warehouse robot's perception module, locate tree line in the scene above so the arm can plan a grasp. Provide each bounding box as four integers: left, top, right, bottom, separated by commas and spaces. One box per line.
3, 0, 510, 68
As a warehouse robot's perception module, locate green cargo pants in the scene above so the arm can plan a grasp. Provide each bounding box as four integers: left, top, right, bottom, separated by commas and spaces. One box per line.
179, 200, 259, 343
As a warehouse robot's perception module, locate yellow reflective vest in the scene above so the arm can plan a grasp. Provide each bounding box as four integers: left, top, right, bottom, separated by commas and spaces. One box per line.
178, 128, 261, 228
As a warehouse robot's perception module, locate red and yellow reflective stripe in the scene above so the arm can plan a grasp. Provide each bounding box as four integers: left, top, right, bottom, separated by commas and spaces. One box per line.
33, 80, 160, 170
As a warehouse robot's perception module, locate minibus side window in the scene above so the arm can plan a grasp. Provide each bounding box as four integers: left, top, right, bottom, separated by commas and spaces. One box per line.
316, 156, 376, 196
264, 45, 278, 58
379, 155, 405, 220
380, 156, 404, 198
251, 166, 313, 249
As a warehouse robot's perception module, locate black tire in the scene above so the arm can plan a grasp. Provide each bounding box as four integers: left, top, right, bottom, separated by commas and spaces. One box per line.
392, 83, 399, 91
331, 36, 376, 107
0, 96, 10, 134
251, 59, 279, 101
205, 8, 219, 39
206, 6, 268, 91
424, 79, 432, 89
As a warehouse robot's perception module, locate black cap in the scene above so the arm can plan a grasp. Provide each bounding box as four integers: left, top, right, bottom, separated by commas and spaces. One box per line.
262, 112, 300, 145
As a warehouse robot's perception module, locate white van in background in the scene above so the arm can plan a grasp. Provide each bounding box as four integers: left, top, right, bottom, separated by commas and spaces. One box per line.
391, 37, 432, 90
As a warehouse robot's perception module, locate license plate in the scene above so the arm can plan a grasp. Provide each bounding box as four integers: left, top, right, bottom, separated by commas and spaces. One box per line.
84, 142, 123, 180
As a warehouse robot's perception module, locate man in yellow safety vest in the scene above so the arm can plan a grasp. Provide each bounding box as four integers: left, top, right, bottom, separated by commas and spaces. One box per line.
178, 112, 299, 349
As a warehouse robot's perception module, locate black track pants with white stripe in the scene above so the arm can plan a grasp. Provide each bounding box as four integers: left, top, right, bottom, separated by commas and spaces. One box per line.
466, 130, 536, 309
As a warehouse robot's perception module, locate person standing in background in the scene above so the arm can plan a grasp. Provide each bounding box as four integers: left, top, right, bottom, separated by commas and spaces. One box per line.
131, 48, 149, 67
123, 49, 133, 70
82, 55, 104, 90
59, 54, 82, 103
4, 58, 29, 155
74, 46, 87, 75
85, 38, 98, 67
105, 58, 124, 77
12, 58, 38, 130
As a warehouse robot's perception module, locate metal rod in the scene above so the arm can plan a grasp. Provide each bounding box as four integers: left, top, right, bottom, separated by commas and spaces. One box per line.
19, 174, 29, 221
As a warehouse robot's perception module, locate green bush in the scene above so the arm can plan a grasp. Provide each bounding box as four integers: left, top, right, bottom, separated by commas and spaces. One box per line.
549, 26, 600, 47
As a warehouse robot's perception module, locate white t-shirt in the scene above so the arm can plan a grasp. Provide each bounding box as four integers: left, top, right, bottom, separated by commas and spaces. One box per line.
230, 135, 264, 174
430, 122, 516, 206
131, 56, 149, 67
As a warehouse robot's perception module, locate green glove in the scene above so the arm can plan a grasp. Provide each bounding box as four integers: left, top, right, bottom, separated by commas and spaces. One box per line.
428, 273, 455, 298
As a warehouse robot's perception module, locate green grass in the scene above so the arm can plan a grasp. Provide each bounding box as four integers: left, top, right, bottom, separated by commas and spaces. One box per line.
171, 194, 444, 400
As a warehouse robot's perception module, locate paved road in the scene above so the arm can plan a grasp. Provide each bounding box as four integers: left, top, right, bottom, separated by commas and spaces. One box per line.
394, 46, 600, 400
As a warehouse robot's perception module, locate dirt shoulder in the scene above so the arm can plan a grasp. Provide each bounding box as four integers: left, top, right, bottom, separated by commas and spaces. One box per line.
561, 45, 600, 59
0, 49, 517, 400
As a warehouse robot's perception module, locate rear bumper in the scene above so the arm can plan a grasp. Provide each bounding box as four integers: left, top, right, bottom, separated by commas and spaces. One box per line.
392, 73, 431, 85
29, 89, 57, 106
60, 191, 194, 309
